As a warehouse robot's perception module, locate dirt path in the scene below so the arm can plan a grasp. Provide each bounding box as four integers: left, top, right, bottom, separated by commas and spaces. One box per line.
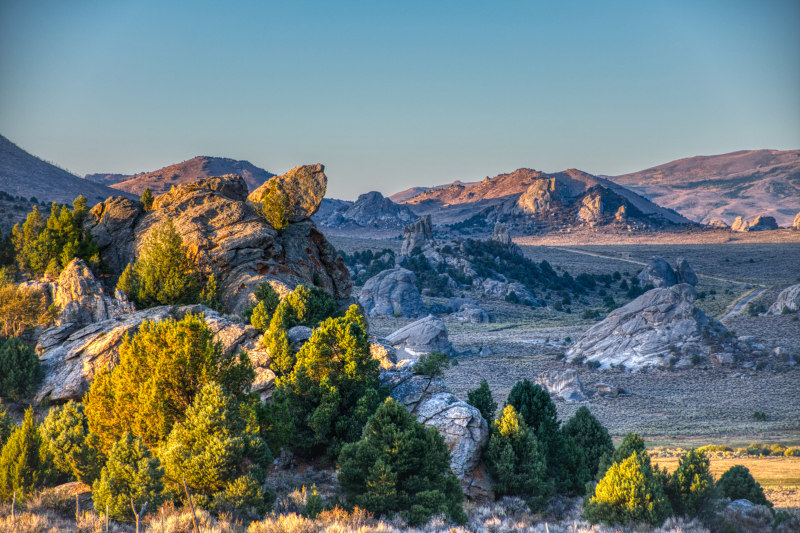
721, 287, 767, 321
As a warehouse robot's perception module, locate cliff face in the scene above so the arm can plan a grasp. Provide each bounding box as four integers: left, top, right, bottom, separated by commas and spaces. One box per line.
86, 170, 351, 313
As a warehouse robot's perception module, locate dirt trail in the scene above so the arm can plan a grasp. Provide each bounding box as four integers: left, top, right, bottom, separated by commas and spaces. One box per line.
721, 287, 767, 321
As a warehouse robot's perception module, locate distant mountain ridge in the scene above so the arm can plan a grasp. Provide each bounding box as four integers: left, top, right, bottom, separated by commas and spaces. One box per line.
389, 180, 479, 203
314, 191, 418, 229
611, 149, 800, 226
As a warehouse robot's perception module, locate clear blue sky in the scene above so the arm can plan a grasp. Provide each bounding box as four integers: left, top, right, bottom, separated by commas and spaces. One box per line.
1, 1, 799, 200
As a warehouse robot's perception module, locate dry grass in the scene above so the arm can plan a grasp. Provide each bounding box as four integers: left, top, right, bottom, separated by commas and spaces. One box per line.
651, 455, 800, 489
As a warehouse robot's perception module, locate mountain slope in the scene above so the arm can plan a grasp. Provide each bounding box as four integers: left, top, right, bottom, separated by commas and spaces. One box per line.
611, 149, 800, 225
103, 156, 276, 196
0, 134, 130, 206
315, 191, 418, 228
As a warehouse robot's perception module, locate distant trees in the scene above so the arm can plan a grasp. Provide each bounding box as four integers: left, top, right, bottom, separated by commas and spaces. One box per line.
0, 337, 42, 401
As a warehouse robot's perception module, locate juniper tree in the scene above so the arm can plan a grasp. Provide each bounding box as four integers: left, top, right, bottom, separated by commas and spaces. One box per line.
0, 337, 42, 401
0, 409, 48, 501
666, 449, 713, 517
140, 188, 154, 211
716, 465, 771, 507
597, 432, 647, 479
40, 401, 104, 483
0, 403, 13, 449
563, 406, 614, 479
467, 379, 497, 424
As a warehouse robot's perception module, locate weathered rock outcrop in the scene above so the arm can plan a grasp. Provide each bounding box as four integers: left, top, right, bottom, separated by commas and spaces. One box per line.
316, 191, 417, 228
566, 284, 742, 370
731, 216, 749, 232
247, 164, 327, 222
400, 215, 434, 256
794, 212, 800, 230
707, 219, 729, 229
535, 369, 586, 402
637, 256, 697, 288
381, 370, 490, 501
52, 259, 135, 327
675, 258, 698, 286
385, 315, 453, 363
449, 303, 490, 324
491, 222, 512, 246
358, 267, 426, 318
732, 215, 779, 232
769, 284, 800, 314
86, 174, 351, 314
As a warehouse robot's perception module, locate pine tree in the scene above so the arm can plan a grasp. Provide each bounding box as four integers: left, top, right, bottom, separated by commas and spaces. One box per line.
0, 402, 13, 449
338, 398, 466, 526
563, 406, 614, 479
716, 465, 771, 507
0, 282, 51, 339
92, 433, 164, 521
0, 337, 42, 401
140, 188, 154, 211
597, 432, 647, 479
260, 181, 290, 231
40, 401, 104, 484
0, 409, 48, 501
243, 281, 280, 329
467, 379, 497, 423
666, 449, 713, 517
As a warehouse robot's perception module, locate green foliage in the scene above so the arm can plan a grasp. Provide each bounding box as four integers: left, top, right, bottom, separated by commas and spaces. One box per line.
467, 379, 497, 423
40, 401, 104, 484
563, 406, 614, 479
92, 433, 164, 521
338, 398, 465, 526
584, 450, 672, 526
0, 337, 42, 401
274, 305, 382, 458
115, 219, 203, 307
338, 249, 396, 285
716, 465, 771, 507
666, 449, 713, 518
260, 181, 290, 231
161, 382, 272, 516
598, 432, 647, 479
0, 403, 13, 449
199, 273, 222, 311
243, 282, 280, 329
0, 281, 52, 340
84, 313, 254, 451
0, 409, 49, 501
11, 197, 98, 277
412, 350, 450, 378
140, 188, 154, 211
485, 405, 550, 512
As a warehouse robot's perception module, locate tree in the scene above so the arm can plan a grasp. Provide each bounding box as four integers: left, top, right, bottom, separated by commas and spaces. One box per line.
485, 405, 550, 511
260, 181, 290, 231
140, 188, 154, 211
584, 450, 672, 526
92, 433, 164, 521
563, 406, 614, 479
412, 350, 450, 378
467, 379, 497, 426
0, 337, 42, 401
338, 398, 466, 526
0, 281, 52, 339
716, 465, 771, 507
0, 402, 13, 449
243, 282, 280, 331
84, 313, 254, 450
666, 449, 713, 517
160, 382, 273, 517
597, 432, 647, 479
40, 401, 103, 484
0, 409, 48, 501
115, 219, 202, 307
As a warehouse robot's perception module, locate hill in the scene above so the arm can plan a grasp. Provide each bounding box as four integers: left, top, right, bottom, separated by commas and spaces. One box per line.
102, 156, 276, 196
389, 179, 479, 203
611, 149, 800, 226
0, 134, 129, 207
314, 191, 418, 229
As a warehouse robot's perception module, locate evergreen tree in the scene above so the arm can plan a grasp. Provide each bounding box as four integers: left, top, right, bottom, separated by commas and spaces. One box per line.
243, 282, 280, 330
0, 402, 13, 449
40, 401, 104, 484
467, 379, 497, 424
563, 406, 614, 479
260, 181, 290, 231
84, 313, 254, 450
92, 433, 164, 521
140, 188, 154, 211
597, 432, 647, 479
666, 449, 713, 517
0, 282, 51, 339
160, 382, 273, 517
0, 409, 48, 501
0, 337, 42, 401
485, 405, 550, 511
716, 465, 771, 507
338, 398, 466, 526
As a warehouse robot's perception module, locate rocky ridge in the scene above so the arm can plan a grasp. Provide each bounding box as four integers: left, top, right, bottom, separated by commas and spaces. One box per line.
314, 191, 417, 229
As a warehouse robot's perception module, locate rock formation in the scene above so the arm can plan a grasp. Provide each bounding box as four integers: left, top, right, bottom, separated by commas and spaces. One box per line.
449, 303, 490, 324
358, 267, 426, 318
490, 222, 512, 246
637, 256, 697, 288
707, 219, 729, 229
385, 315, 453, 364
675, 258, 698, 286
316, 191, 418, 229
566, 284, 743, 370
247, 164, 327, 222
52, 258, 135, 327
732, 215, 779, 232
86, 173, 350, 313
794, 212, 800, 230
535, 370, 587, 402
768, 284, 800, 314
731, 216, 749, 232
400, 215, 434, 256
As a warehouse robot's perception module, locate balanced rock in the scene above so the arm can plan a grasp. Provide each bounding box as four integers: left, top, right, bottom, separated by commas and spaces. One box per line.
566, 284, 740, 370
53, 258, 135, 327
400, 215, 434, 256
768, 284, 800, 314
358, 267, 426, 318
247, 164, 327, 222
385, 315, 452, 364
536, 369, 586, 402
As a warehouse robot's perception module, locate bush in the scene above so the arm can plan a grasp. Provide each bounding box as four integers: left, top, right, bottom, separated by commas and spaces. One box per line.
140, 188, 154, 211
85, 313, 254, 450
485, 405, 550, 511
697, 444, 733, 454
717, 465, 771, 507
161, 382, 272, 517
0, 281, 51, 339
666, 449, 713, 518
584, 450, 672, 526
0, 337, 42, 401
0, 408, 49, 502
0, 403, 13, 449
40, 401, 103, 484
598, 432, 647, 479
338, 398, 466, 526
412, 350, 450, 378
244, 282, 280, 331
467, 379, 497, 423
92, 432, 164, 521
563, 406, 614, 480
260, 181, 290, 231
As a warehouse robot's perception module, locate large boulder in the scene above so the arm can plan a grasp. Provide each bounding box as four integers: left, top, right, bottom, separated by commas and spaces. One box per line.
748, 215, 779, 231
400, 215, 434, 256
535, 369, 587, 402
707, 219, 729, 229
358, 267, 426, 318
637, 257, 678, 288
731, 216, 750, 232
675, 258, 698, 286
566, 284, 742, 370
247, 164, 327, 222
385, 315, 452, 364
768, 284, 800, 314
52, 258, 135, 327
87, 197, 144, 273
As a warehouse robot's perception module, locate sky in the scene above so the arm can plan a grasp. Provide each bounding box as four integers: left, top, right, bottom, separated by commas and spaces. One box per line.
1, 1, 799, 200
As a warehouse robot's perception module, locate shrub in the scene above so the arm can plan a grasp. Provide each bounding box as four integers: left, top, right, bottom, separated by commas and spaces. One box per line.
84, 313, 254, 450
666, 449, 713, 517
92, 432, 164, 521
0, 408, 50, 501
597, 432, 647, 478
563, 406, 614, 479
0, 403, 13, 449
467, 379, 497, 423
716, 465, 771, 507
697, 444, 733, 454
584, 450, 672, 526
40, 401, 103, 484
338, 398, 465, 526
485, 405, 550, 511
140, 188, 154, 211
0, 337, 42, 401
0, 282, 51, 339
244, 282, 280, 330
785, 447, 800, 457
161, 382, 272, 517
412, 350, 450, 378
752, 410, 767, 421
261, 181, 290, 231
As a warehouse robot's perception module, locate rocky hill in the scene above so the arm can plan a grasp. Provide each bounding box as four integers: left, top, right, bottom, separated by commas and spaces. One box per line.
91, 156, 276, 196
0, 134, 130, 208
389, 180, 479, 203
314, 191, 418, 229
611, 149, 800, 226
400, 167, 691, 229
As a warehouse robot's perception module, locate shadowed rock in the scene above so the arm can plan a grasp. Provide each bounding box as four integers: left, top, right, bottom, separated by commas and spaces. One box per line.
536, 369, 587, 402
400, 215, 434, 256
385, 315, 452, 364
637, 256, 697, 288
769, 284, 800, 315
358, 267, 426, 318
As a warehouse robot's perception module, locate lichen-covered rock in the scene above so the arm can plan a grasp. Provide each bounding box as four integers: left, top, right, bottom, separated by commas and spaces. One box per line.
247, 164, 327, 222
400, 215, 434, 256
53, 258, 135, 327
536, 369, 586, 402
768, 284, 800, 314
358, 267, 426, 318
385, 315, 452, 363
566, 284, 742, 370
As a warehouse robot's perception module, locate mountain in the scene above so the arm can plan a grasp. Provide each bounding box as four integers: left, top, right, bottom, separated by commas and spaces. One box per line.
611, 149, 800, 226
100, 156, 276, 196
0, 134, 130, 207
314, 191, 418, 229
389, 180, 479, 203
400, 167, 691, 229
84, 173, 130, 186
